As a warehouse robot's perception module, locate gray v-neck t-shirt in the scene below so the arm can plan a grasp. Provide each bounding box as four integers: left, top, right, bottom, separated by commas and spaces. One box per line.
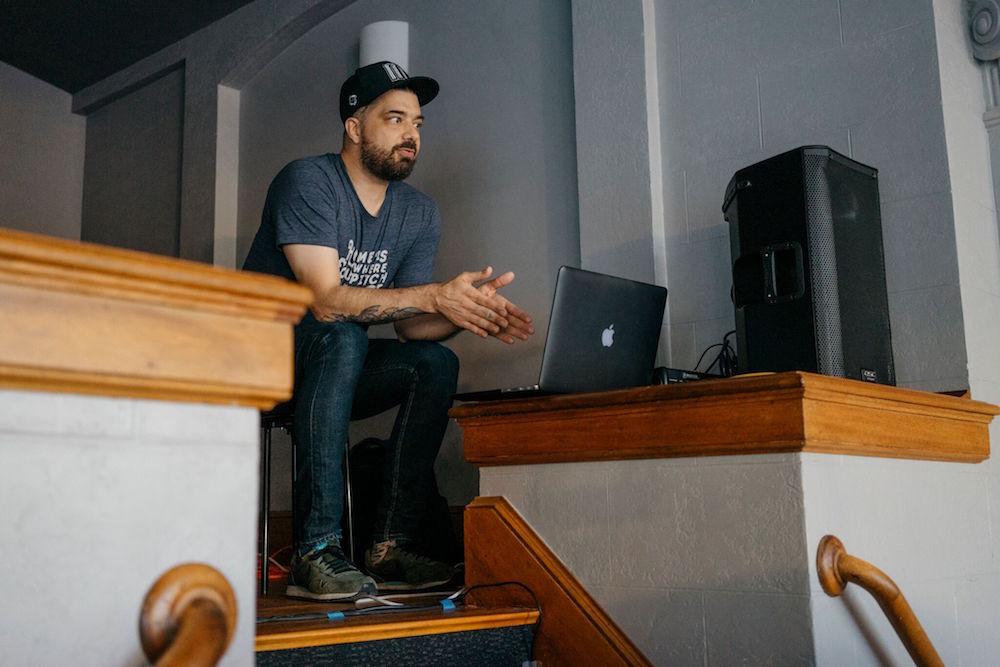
243, 153, 441, 291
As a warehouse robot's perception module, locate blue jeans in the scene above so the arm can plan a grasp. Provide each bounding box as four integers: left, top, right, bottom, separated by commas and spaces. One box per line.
291, 316, 459, 551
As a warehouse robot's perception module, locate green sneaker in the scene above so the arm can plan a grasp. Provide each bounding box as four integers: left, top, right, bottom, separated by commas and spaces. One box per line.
364, 540, 459, 591
286, 542, 376, 601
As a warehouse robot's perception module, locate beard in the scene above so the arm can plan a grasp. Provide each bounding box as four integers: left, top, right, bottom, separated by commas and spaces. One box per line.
360, 134, 417, 181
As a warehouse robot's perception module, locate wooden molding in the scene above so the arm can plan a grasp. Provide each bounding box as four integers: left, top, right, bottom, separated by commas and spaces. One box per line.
464, 496, 650, 666
452, 372, 997, 466
255, 607, 539, 652
0, 227, 312, 408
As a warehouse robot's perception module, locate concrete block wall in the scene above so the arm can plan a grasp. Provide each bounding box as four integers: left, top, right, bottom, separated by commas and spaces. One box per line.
481, 454, 816, 665
802, 454, 999, 666
901, 5, 1000, 665
654, 0, 972, 392
933, 2, 1000, 399
483, 447, 1000, 666
646, 2, 1000, 663
571, 0, 657, 285
0, 389, 260, 666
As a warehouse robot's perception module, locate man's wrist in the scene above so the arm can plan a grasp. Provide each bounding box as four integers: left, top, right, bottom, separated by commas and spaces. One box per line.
424, 282, 443, 315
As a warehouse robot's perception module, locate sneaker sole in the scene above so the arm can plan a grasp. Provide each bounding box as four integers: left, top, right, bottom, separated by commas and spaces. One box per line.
371, 570, 463, 592
285, 581, 377, 601
373, 579, 451, 592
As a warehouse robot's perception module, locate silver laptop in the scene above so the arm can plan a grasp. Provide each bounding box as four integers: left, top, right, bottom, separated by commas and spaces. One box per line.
454, 266, 667, 401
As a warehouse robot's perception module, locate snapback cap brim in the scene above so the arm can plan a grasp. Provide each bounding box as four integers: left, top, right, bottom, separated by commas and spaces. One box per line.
388, 75, 439, 107
340, 62, 440, 122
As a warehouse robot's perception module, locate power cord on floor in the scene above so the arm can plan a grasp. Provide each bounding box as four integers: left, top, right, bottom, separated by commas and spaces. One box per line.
257, 579, 543, 662
454, 581, 542, 663
256, 589, 460, 624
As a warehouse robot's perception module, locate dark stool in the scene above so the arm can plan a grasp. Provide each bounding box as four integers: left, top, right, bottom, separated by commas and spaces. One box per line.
258, 405, 358, 596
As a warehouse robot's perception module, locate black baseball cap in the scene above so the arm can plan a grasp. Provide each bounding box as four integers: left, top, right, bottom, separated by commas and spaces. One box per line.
339, 61, 439, 123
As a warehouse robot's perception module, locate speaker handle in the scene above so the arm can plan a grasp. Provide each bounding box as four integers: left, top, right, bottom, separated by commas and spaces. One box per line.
763, 241, 805, 304
732, 241, 805, 308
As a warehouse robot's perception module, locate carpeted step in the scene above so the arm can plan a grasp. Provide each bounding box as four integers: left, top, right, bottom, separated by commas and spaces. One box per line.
257, 598, 538, 667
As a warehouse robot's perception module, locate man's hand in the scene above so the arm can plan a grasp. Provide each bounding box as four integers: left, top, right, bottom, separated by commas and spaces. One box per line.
474, 270, 535, 345
394, 266, 535, 343
433, 267, 513, 338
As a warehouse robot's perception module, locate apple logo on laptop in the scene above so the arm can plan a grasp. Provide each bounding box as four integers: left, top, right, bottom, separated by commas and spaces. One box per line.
601, 324, 615, 348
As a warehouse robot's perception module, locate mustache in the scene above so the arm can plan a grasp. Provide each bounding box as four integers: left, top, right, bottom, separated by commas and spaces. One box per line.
395, 141, 417, 152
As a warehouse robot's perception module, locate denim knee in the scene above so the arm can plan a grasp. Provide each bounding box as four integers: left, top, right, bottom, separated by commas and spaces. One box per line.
411, 342, 459, 391
299, 321, 369, 373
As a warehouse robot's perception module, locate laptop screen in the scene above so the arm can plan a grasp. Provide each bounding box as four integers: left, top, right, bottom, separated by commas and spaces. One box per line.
536, 266, 667, 393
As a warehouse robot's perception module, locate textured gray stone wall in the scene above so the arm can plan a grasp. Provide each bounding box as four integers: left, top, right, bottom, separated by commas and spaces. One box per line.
482, 455, 813, 665
571, 0, 657, 285
0, 390, 260, 666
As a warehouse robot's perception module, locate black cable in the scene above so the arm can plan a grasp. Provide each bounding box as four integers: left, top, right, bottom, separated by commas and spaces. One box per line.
456, 581, 542, 662
695, 330, 737, 377
693, 343, 723, 372
721, 330, 737, 376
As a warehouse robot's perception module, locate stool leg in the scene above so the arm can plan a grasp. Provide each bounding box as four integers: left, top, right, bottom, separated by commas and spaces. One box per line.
290, 428, 297, 547
344, 442, 356, 564
259, 425, 272, 597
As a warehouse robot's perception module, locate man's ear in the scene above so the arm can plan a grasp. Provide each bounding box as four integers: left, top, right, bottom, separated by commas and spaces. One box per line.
344, 116, 363, 145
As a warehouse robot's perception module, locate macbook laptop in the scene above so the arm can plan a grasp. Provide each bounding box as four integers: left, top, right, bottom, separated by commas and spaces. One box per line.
454, 266, 667, 401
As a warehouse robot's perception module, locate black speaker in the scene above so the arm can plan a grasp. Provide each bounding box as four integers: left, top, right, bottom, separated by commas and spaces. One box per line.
722, 145, 895, 385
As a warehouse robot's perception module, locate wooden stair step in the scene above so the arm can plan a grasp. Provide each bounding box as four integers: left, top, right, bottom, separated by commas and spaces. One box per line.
257, 605, 538, 652
257, 585, 538, 653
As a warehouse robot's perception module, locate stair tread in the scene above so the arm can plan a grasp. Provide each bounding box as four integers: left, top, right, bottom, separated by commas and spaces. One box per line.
257, 582, 538, 652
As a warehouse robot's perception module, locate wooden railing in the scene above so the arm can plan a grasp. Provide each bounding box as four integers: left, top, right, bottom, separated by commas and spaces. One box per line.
816, 535, 944, 667
139, 563, 237, 667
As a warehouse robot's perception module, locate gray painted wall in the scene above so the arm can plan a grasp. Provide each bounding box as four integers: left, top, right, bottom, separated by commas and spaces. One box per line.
484, 443, 1000, 666
529, 0, 1000, 663
482, 455, 815, 665
934, 1, 1000, 403
71, 0, 358, 263
643, 3, 1000, 656
654, 0, 970, 392
572, 1, 656, 285
0, 390, 260, 666
81, 66, 184, 256
0, 62, 85, 240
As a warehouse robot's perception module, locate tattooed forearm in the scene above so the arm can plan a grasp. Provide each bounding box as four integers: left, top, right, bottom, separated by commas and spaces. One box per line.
324, 305, 423, 325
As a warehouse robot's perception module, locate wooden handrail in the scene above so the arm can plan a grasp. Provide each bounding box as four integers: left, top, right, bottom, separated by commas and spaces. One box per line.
816, 535, 943, 667
139, 563, 238, 667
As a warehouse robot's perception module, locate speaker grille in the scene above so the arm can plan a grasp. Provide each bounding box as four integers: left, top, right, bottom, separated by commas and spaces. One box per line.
803, 154, 845, 377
